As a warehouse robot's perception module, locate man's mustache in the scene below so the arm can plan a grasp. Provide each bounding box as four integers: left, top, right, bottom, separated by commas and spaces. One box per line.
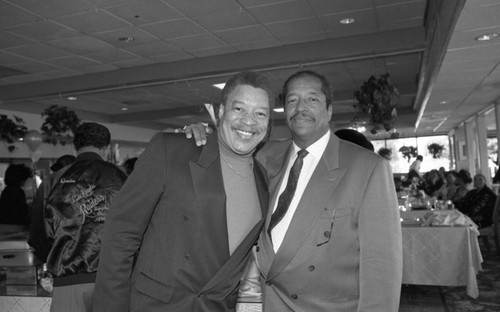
290, 110, 315, 121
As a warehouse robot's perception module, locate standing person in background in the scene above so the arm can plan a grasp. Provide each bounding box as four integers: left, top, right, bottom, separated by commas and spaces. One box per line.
44, 123, 127, 312
409, 155, 423, 177
186, 70, 403, 311
0, 163, 32, 227
92, 71, 272, 312
29, 154, 76, 262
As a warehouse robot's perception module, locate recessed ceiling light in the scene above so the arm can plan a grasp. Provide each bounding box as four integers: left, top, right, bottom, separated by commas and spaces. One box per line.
273, 107, 284, 113
475, 33, 499, 41
339, 18, 355, 25
439, 100, 448, 105
121, 107, 129, 111
118, 36, 135, 43
213, 83, 226, 90
67, 96, 77, 101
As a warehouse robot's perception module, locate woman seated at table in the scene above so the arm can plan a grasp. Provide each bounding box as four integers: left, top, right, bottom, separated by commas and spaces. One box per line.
450, 169, 472, 202
454, 173, 496, 229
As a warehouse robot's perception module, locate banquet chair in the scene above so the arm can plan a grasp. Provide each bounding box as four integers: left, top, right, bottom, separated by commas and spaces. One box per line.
478, 196, 500, 256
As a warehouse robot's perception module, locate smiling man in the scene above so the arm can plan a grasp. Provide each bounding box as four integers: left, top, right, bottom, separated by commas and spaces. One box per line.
92, 71, 273, 312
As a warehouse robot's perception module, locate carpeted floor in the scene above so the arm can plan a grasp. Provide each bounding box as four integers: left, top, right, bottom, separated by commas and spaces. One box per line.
441, 245, 500, 312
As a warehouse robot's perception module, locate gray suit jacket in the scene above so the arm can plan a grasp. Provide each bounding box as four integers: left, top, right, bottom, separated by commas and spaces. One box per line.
255, 133, 402, 312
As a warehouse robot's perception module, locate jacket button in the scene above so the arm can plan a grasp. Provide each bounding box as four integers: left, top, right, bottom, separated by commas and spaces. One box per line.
265, 281, 272, 286
324, 231, 331, 238
308, 265, 315, 271
184, 254, 190, 260
291, 294, 298, 299
181, 215, 189, 222
255, 246, 260, 252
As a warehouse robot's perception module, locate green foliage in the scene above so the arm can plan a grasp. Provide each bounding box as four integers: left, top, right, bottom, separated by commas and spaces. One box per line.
399, 145, 418, 162
354, 73, 399, 133
378, 147, 392, 160
427, 143, 445, 159
41, 105, 81, 145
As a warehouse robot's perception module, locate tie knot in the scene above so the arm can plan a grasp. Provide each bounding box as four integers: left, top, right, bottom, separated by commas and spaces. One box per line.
297, 149, 308, 159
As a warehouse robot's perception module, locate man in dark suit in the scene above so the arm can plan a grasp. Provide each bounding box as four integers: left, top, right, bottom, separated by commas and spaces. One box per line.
255, 71, 402, 311
92, 71, 273, 312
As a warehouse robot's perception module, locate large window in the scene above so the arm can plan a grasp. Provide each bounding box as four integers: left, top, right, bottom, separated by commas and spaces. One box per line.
373, 135, 450, 174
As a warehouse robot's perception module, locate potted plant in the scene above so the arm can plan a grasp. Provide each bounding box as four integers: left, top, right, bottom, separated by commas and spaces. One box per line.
354, 73, 399, 134
399, 145, 418, 162
377, 147, 392, 160
41, 105, 81, 145
427, 143, 445, 159
0, 114, 28, 151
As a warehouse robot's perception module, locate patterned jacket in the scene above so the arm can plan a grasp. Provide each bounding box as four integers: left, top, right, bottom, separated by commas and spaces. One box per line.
45, 152, 127, 287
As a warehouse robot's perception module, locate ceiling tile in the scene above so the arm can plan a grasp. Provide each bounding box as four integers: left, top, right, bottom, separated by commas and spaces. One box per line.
121, 41, 182, 57
149, 52, 193, 63
38, 69, 80, 80
445, 43, 500, 64
87, 48, 139, 63
193, 9, 258, 31
266, 17, 324, 38
231, 38, 281, 51
308, 0, 373, 15
9, 0, 95, 18
455, 3, 500, 31
0, 31, 36, 49
8, 20, 78, 41
165, 0, 240, 17
44, 55, 101, 68
447, 26, 500, 49
104, 0, 183, 25
215, 25, 274, 45
319, 10, 377, 37
249, 0, 315, 24
141, 19, 207, 40
191, 46, 235, 58
55, 10, 130, 34
49, 35, 114, 53
379, 17, 423, 32
169, 33, 227, 51
0, 1, 40, 28
6, 43, 72, 60
0, 51, 32, 66
84, 0, 142, 8
110, 58, 155, 68
376, 1, 427, 22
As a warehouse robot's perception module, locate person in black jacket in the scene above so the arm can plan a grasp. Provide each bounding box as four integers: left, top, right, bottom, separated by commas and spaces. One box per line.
43, 123, 127, 312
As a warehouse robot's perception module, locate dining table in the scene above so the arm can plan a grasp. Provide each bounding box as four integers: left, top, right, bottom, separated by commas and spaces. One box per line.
400, 209, 483, 298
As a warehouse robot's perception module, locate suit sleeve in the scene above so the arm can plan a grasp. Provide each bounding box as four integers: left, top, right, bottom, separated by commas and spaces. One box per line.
92, 133, 167, 312
357, 159, 402, 312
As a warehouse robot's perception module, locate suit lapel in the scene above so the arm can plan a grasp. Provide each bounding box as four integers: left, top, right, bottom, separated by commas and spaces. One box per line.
267, 134, 346, 279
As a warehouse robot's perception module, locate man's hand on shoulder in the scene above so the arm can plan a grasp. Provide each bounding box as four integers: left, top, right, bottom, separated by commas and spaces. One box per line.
184, 123, 213, 146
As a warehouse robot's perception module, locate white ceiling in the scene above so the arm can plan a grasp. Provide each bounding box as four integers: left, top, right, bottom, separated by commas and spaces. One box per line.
0, 0, 499, 140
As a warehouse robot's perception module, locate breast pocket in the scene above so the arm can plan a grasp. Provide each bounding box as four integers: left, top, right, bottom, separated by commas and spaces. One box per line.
315, 207, 351, 247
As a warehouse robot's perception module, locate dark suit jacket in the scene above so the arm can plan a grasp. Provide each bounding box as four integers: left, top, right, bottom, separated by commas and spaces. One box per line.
255, 133, 402, 312
92, 132, 268, 312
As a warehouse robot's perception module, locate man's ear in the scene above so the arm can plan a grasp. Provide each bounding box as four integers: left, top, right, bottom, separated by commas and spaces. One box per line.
218, 103, 224, 120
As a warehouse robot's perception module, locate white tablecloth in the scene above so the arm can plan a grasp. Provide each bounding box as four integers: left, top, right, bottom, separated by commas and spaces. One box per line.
402, 224, 483, 298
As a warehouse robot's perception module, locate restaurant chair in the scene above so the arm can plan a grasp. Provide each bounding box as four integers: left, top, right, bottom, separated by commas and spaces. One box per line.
478, 196, 500, 256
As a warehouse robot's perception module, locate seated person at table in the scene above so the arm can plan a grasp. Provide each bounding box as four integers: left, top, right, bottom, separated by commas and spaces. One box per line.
454, 173, 496, 229
421, 169, 445, 198
451, 169, 472, 202
442, 170, 459, 201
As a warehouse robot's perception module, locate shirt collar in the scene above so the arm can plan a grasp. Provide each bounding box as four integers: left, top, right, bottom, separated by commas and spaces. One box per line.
291, 130, 331, 160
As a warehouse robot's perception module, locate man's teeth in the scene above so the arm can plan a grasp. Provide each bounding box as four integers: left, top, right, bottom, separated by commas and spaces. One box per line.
236, 130, 253, 136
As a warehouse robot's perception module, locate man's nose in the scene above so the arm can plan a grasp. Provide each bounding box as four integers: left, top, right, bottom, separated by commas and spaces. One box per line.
241, 112, 257, 125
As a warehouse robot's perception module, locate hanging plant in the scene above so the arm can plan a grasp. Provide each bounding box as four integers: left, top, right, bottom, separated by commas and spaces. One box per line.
399, 145, 418, 162
41, 105, 81, 145
354, 73, 399, 134
427, 143, 445, 159
0, 114, 28, 152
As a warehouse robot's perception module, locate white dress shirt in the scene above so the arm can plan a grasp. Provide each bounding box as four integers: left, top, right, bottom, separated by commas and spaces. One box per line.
271, 130, 331, 252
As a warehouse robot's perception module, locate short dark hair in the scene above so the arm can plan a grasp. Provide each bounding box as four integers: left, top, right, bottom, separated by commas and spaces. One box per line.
282, 70, 333, 109
335, 129, 374, 151
416, 155, 423, 161
73, 122, 111, 151
220, 71, 274, 109
4, 163, 32, 187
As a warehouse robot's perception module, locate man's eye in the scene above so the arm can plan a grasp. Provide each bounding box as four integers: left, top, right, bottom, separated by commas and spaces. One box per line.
257, 112, 268, 118
286, 98, 297, 104
309, 97, 319, 102
234, 107, 242, 112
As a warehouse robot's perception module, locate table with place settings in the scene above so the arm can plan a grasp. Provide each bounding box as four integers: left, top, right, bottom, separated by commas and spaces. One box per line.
400, 209, 483, 298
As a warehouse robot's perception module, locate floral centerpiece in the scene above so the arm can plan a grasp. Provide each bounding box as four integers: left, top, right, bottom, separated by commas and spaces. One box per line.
354, 73, 399, 134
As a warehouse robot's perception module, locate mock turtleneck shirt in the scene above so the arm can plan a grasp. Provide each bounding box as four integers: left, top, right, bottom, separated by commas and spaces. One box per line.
218, 134, 261, 255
